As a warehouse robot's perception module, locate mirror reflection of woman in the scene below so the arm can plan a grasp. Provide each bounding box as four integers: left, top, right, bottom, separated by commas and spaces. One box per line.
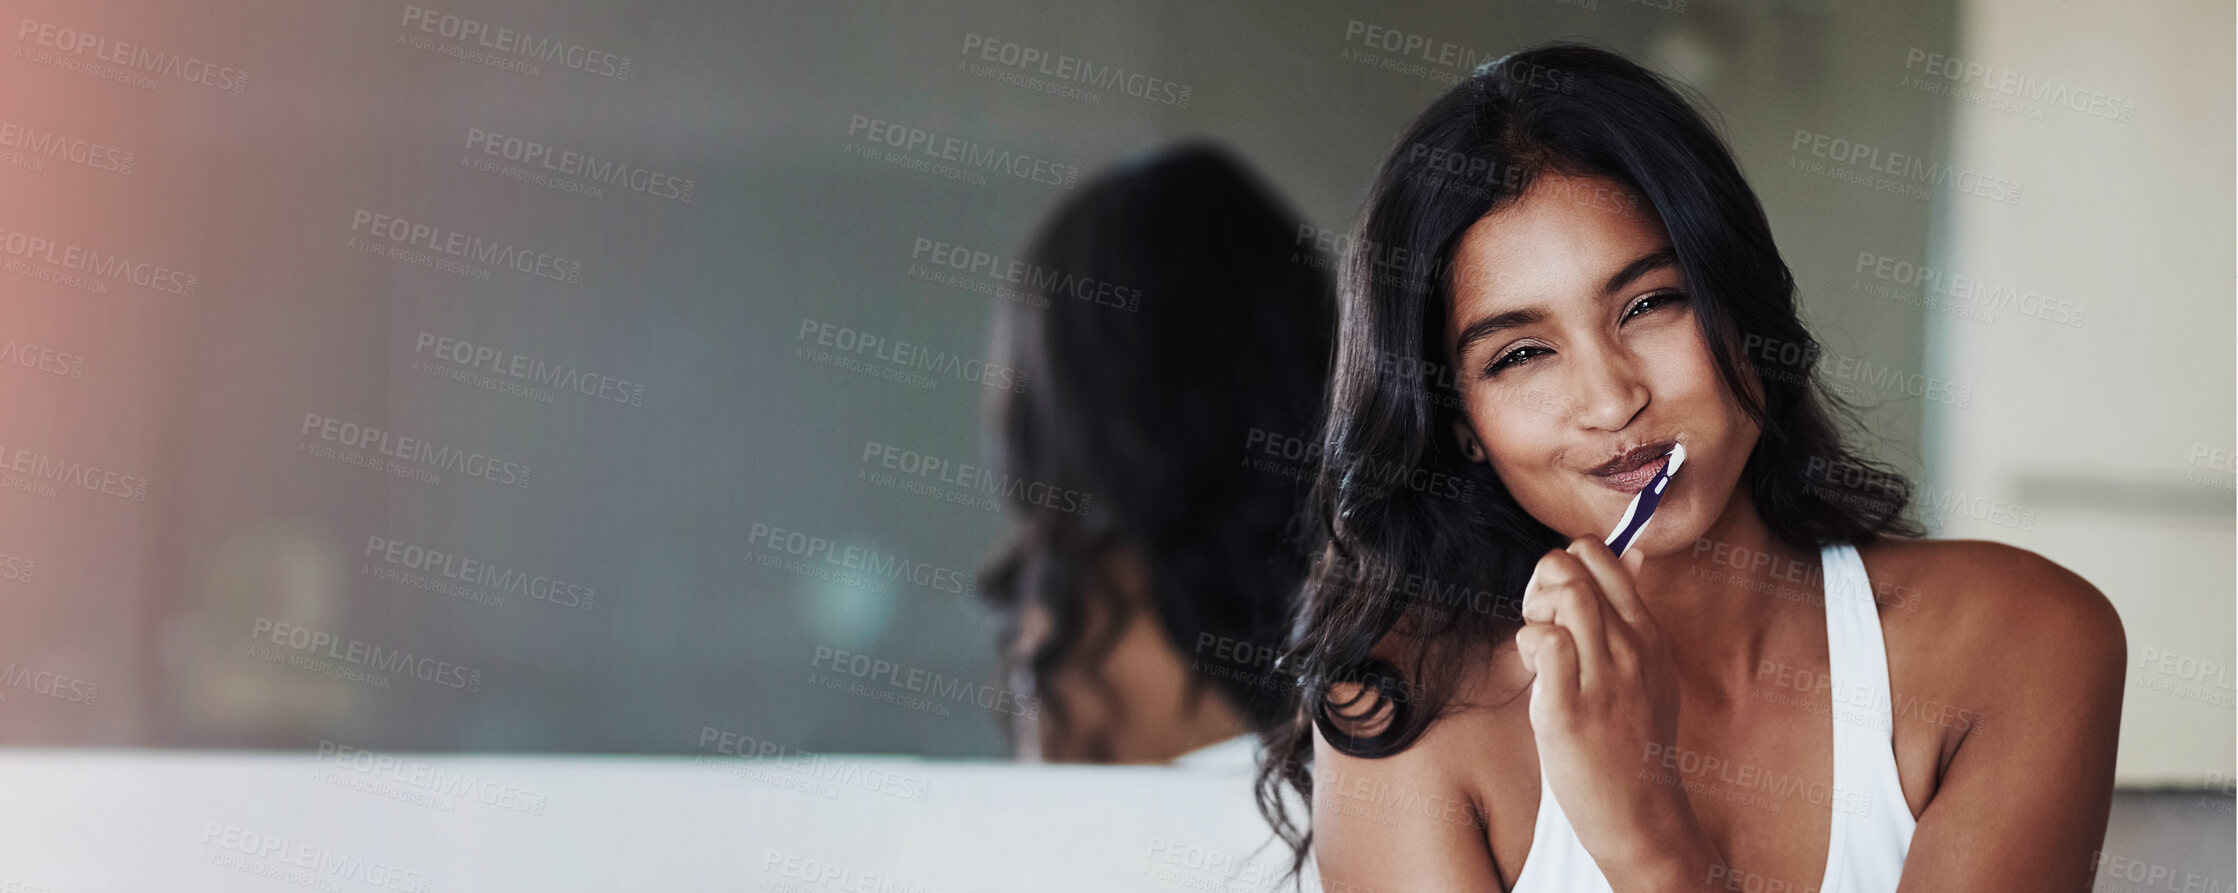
980, 143, 1335, 763
1255, 43, 2124, 892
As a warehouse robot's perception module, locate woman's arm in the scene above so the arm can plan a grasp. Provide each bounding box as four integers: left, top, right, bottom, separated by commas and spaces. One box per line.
1893, 543, 2127, 891
1511, 537, 1729, 891
1309, 708, 1508, 892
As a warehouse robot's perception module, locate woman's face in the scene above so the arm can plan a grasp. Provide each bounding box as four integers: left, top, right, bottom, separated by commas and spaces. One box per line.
1442, 170, 1758, 554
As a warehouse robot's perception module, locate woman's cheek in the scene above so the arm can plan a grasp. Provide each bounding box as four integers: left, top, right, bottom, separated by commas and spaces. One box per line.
1483, 440, 1577, 529
1469, 373, 1566, 428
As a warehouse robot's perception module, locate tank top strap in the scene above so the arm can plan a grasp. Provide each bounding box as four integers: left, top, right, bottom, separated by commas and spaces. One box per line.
1817, 541, 1918, 892
1820, 541, 1896, 741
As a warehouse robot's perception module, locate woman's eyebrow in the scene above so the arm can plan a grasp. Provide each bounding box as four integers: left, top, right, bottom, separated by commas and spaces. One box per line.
1603, 246, 1679, 298
1449, 246, 1680, 360
1452, 307, 1545, 360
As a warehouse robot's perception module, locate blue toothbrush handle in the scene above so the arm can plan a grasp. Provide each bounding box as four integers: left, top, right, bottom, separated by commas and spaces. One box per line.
1603, 464, 1674, 556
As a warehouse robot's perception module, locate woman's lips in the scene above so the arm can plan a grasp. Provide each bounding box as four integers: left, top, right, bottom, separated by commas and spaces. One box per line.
1590, 452, 1671, 494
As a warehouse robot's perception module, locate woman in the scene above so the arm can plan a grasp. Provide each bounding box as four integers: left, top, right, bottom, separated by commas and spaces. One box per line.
979, 142, 1336, 763
1254, 43, 2125, 891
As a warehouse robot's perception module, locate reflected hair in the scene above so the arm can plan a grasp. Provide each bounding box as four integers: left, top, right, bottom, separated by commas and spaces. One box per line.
979, 142, 1336, 760
1250, 42, 1924, 881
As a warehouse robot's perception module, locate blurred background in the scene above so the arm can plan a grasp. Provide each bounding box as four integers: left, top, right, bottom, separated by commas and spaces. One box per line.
0, 0, 2227, 888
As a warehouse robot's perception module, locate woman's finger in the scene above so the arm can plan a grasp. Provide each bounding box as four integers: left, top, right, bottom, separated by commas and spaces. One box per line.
1515, 622, 1577, 720
1525, 547, 1613, 685
1566, 535, 1658, 642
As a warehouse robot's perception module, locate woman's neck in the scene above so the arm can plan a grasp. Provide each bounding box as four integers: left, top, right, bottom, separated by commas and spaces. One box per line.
1631, 482, 1823, 704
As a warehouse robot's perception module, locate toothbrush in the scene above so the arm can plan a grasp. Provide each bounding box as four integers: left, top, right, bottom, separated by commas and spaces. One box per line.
1603, 442, 1686, 557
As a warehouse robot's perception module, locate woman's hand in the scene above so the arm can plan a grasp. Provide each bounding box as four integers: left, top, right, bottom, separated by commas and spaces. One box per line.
1514, 535, 1715, 886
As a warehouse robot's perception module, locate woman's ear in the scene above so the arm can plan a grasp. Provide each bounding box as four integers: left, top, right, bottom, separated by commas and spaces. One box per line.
1450, 418, 1487, 463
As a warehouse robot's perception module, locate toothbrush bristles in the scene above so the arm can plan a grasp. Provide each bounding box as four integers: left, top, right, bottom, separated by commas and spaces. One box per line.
1665, 443, 1687, 477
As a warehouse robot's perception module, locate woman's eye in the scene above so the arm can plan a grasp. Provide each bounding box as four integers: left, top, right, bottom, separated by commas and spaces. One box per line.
1625, 290, 1688, 320
1480, 293, 1687, 378
1485, 345, 1547, 376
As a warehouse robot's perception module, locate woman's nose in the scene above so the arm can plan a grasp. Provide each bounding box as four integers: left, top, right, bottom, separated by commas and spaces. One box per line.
1570, 344, 1649, 431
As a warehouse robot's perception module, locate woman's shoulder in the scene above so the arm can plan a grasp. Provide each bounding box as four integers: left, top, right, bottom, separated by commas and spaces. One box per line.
1858, 537, 2126, 698
1860, 538, 2119, 630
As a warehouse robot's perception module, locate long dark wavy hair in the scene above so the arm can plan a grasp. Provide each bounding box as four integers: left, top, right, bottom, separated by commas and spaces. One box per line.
1251, 42, 1926, 879
979, 142, 1335, 760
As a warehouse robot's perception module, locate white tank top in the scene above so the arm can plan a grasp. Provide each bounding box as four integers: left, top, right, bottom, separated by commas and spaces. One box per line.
1509, 542, 1917, 893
